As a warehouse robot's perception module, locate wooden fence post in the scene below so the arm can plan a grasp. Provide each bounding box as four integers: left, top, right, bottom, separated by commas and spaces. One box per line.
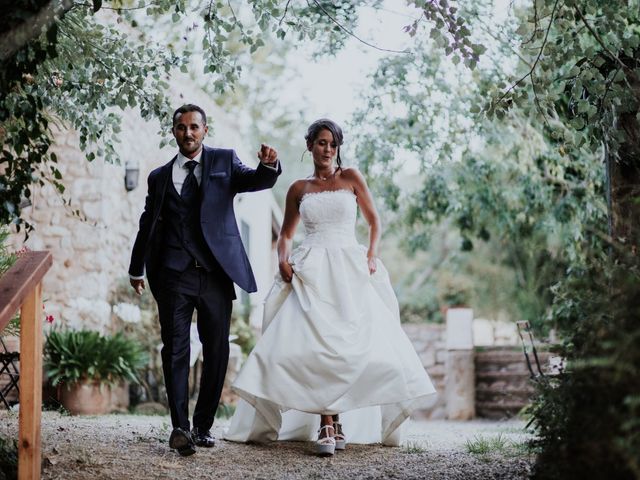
0, 251, 52, 480
18, 281, 43, 480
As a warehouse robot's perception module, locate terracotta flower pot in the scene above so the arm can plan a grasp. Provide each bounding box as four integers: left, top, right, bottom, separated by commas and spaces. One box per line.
59, 381, 111, 415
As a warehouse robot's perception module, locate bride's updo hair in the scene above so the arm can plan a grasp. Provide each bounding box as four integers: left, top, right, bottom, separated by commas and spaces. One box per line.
305, 118, 344, 169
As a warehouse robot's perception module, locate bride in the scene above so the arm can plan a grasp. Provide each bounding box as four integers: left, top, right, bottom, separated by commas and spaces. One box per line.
224, 119, 436, 455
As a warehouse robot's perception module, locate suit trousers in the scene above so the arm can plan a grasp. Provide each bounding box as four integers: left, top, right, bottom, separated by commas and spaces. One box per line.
156, 263, 234, 431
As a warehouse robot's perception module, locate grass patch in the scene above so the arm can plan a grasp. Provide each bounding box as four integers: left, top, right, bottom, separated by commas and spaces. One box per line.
402, 441, 427, 454
465, 434, 531, 459
465, 434, 510, 455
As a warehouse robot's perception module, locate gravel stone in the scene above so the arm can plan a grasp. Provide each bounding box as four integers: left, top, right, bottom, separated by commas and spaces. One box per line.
0, 411, 534, 479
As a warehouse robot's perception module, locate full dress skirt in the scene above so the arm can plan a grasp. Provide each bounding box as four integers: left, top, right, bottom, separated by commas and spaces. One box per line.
225, 190, 436, 445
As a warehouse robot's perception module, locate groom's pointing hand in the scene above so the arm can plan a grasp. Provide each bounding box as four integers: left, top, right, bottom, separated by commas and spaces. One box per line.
258, 143, 278, 166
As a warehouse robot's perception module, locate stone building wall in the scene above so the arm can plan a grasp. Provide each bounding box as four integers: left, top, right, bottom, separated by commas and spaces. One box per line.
13, 126, 131, 331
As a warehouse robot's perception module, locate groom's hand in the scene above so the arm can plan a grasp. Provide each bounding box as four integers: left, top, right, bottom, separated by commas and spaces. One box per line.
130, 278, 145, 295
258, 143, 278, 166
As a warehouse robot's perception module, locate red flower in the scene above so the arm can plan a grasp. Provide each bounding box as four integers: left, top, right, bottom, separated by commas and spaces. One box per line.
45, 315, 54, 324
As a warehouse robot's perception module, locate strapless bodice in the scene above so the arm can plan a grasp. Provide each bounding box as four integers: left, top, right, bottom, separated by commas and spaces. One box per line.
299, 189, 358, 247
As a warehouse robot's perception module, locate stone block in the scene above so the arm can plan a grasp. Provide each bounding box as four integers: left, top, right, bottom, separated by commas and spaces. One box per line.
71, 179, 102, 201
60, 236, 72, 249
29, 210, 52, 224
47, 225, 70, 237
420, 349, 436, 368
494, 321, 519, 345
446, 308, 474, 349
82, 201, 103, 221
411, 340, 427, 354
72, 233, 96, 251
426, 327, 444, 342
67, 297, 112, 326
64, 274, 103, 299
445, 350, 475, 420
473, 318, 495, 346
436, 349, 448, 364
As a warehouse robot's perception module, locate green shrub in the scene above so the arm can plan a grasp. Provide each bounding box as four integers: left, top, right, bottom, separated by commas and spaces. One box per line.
0, 228, 15, 277
230, 311, 256, 357
0, 228, 19, 337
0, 436, 17, 480
44, 329, 148, 387
530, 256, 640, 479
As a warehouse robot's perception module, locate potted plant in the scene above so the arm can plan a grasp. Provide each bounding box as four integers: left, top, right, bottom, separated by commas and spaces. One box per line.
44, 329, 147, 415
437, 273, 475, 353
437, 273, 473, 312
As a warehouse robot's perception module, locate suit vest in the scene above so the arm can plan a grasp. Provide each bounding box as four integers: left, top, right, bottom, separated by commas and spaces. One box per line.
160, 181, 218, 273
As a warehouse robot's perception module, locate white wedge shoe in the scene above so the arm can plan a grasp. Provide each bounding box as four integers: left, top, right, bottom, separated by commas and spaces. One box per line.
316, 425, 336, 456
333, 422, 346, 450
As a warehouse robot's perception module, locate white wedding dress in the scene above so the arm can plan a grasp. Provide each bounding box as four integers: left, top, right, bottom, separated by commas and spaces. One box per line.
224, 189, 436, 446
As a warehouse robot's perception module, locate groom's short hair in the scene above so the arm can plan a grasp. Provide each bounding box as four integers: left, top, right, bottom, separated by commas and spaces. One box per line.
172, 104, 207, 126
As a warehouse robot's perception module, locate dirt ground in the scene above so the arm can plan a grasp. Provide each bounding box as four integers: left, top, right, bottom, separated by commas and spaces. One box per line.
0, 411, 534, 479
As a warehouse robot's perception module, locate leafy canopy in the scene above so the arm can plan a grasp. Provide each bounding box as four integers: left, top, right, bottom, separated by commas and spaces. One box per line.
0, 0, 379, 230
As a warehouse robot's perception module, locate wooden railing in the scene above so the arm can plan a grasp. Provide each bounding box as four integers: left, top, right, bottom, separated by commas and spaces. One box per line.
0, 250, 53, 480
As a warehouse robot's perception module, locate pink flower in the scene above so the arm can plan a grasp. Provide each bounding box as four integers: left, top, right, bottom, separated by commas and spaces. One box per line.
46, 315, 55, 324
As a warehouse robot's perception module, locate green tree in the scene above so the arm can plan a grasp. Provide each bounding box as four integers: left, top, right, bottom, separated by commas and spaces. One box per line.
352, 1, 639, 477
0, 0, 378, 230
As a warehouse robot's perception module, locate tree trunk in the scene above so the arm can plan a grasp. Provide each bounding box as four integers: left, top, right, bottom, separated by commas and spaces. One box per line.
608, 71, 640, 256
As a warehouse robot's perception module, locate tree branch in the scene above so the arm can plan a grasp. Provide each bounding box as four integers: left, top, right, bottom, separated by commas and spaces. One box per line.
496, 0, 560, 107
73, 1, 161, 11
530, 73, 550, 128
279, 0, 293, 26
573, 5, 630, 71
309, 0, 409, 54
0, 0, 75, 62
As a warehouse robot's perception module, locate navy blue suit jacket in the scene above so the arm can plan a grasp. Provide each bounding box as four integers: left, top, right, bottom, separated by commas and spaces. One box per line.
128, 145, 281, 294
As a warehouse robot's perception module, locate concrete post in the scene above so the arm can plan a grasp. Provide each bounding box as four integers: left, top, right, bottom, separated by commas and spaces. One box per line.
444, 308, 475, 420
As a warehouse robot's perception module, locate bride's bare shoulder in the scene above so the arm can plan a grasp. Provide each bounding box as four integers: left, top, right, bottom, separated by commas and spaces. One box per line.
339, 167, 367, 189
339, 167, 364, 180
287, 179, 312, 201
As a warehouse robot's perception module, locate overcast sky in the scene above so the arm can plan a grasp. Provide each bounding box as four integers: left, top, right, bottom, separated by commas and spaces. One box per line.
284, 3, 421, 126
285, 0, 513, 124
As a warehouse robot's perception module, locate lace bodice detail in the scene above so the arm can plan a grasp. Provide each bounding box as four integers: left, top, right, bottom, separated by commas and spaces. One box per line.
299, 190, 358, 247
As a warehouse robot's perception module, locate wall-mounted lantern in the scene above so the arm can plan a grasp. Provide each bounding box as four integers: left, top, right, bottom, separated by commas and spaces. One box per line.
124, 160, 139, 192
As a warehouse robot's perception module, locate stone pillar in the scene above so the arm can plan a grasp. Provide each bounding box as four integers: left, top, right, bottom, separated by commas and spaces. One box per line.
444, 308, 475, 420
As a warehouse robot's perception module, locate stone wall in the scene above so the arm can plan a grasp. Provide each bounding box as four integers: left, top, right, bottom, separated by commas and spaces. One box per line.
402, 320, 556, 420
475, 346, 552, 418
402, 323, 448, 419
12, 125, 140, 332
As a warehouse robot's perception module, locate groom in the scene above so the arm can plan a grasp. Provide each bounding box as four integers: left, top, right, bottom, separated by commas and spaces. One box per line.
128, 104, 281, 456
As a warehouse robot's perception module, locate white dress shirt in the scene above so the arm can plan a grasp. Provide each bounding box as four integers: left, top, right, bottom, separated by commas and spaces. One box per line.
173, 149, 204, 193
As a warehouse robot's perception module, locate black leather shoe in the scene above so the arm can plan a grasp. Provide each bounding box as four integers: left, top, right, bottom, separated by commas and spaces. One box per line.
169, 428, 196, 456
191, 427, 215, 448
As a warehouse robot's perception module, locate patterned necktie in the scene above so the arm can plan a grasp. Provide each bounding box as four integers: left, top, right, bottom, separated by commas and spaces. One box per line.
181, 160, 199, 205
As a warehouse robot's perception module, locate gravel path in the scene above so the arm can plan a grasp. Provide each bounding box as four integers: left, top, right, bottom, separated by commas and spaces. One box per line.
0, 411, 534, 479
